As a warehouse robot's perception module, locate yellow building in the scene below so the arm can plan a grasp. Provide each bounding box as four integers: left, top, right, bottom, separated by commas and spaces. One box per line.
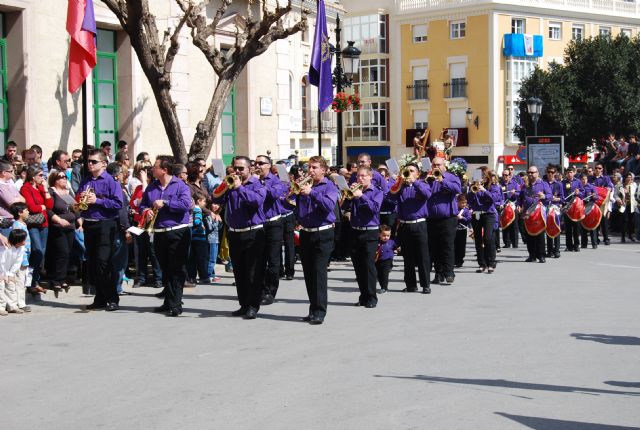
343, 0, 640, 170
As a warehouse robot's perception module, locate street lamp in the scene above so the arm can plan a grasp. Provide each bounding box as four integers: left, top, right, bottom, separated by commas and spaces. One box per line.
527, 96, 543, 136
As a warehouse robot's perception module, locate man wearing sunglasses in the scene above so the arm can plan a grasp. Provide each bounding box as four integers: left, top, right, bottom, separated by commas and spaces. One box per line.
348, 153, 389, 194
254, 155, 288, 305
212, 156, 266, 320
588, 162, 613, 245
545, 165, 564, 258
77, 149, 124, 311
517, 166, 552, 263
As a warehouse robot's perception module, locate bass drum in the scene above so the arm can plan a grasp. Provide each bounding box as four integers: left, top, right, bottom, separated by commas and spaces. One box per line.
546, 205, 562, 238
565, 196, 585, 222
524, 202, 546, 236
500, 201, 516, 229
581, 201, 602, 231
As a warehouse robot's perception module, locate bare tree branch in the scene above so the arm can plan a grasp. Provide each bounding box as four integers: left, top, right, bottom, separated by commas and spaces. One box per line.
163, 4, 192, 77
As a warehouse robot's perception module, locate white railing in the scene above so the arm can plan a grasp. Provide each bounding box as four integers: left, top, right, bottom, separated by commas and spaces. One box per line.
396, 0, 640, 16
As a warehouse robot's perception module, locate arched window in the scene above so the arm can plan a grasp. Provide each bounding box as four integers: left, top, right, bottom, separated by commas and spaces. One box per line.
301, 76, 310, 130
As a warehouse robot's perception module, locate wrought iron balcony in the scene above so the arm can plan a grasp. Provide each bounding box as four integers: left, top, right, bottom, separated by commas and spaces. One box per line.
443, 79, 467, 98
407, 81, 429, 100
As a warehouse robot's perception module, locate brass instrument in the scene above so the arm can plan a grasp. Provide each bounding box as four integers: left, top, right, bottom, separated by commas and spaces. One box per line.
470, 182, 481, 193
144, 208, 159, 234
77, 186, 94, 211
401, 168, 412, 184
290, 175, 313, 194
344, 183, 364, 200
224, 174, 238, 189
426, 168, 443, 183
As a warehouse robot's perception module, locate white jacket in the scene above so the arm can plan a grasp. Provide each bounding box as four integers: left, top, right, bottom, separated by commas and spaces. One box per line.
0, 246, 25, 279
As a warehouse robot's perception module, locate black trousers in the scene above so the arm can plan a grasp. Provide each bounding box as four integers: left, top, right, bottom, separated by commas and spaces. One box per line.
427, 217, 456, 278
581, 227, 597, 246
46, 226, 75, 283
564, 215, 580, 250
599, 215, 610, 242
454, 228, 467, 266
228, 228, 265, 311
187, 240, 209, 281
546, 234, 560, 255
518, 217, 528, 244
154, 227, 191, 310
380, 212, 398, 238
471, 213, 497, 268
281, 213, 296, 277
349, 228, 378, 306
502, 214, 519, 247
263, 218, 283, 298
375, 259, 393, 291
398, 221, 430, 290
524, 231, 546, 259
621, 204, 636, 239
84, 219, 118, 305
136, 231, 162, 283
300, 228, 334, 318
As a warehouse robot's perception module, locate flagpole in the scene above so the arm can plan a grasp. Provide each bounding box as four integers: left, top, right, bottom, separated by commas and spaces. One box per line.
82, 80, 88, 178
318, 105, 322, 157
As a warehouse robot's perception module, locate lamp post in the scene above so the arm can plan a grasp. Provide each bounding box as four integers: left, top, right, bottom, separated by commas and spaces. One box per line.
324, 15, 360, 166
527, 96, 543, 136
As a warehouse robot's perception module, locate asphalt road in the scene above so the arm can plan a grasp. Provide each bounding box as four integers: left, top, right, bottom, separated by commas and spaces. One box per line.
1, 240, 639, 429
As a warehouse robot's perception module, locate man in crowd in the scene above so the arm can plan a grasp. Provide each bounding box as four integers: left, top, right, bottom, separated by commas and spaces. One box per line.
518, 166, 551, 263
589, 162, 614, 245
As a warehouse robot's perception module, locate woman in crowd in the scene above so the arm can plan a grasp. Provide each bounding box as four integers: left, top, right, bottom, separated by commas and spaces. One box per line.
46, 170, 80, 295
621, 173, 637, 242
20, 166, 53, 291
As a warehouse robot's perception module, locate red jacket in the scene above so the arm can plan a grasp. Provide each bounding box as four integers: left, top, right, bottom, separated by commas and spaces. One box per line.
20, 183, 54, 227
130, 184, 144, 224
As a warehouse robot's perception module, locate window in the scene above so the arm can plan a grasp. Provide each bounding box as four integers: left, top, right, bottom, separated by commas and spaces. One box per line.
548, 22, 562, 40
221, 86, 236, 165
621, 28, 632, 37
505, 57, 537, 143
93, 29, 118, 147
599, 26, 611, 37
352, 59, 388, 98
344, 14, 388, 54
410, 65, 428, 100
413, 110, 428, 130
288, 74, 293, 109
0, 14, 8, 148
511, 18, 525, 34
412, 24, 427, 42
301, 76, 310, 130
446, 62, 466, 98
572, 24, 584, 41
345, 102, 388, 142
450, 20, 466, 39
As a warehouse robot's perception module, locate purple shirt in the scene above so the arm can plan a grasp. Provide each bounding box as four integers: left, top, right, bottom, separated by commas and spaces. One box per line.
350, 185, 383, 228
518, 179, 552, 210
427, 171, 461, 219
500, 178, 519, 202
77, 171, 123, 220
377, 238, 397, 262
292, 177, 338, 228
457, 207, 472, 228
562, 178, 582, 199
139, 176, 192, 228
349, 170, 389, 194
589, 175, 613, 190
388, 180, 432, 221
547, 180, 565, 206
212, 176, 266, 229
581, 182, 596, 199
466, 184, 503, 217
380, 178, 397, 213
261, 173, 289, 219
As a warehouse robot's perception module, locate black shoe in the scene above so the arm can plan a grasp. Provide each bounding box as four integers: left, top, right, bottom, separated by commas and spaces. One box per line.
402, 288, 418, 293
231, 306, 249, 317
85, 302, 106, 310
364, 302, 377, 308
454, 263, 463, 268
302, 314, 312, 322
476, 266, 486, 273
155, 291, 165, 298
106, 302, 119, 312
496, 248, 502, 253
285, 275, 294, 280
487, 267, 494, 274
444, 276, 455, 284
354, 301, 363, 306
260, 295, 275, 306
525, 257, 535, 262
545, 252, 552, 258
422, 287, 431, 294
153, 282, 163, 289
379, 288, 387, 294
167, 308, 182, 317
309, 315, 324, 325
431, 276, 441, 285
604, 240, 610, 245
581, 244, 587, 248
503, 244, 511, 248
513, 245, 519, 248
538, 258, 546, 263
553, 253, 560, 258
574, 247, 580, 252
564, 248, 571, 252
630, 237, 637, 242
592, 244, 598, 249
243, 308, 257, 319
154, 305, 169, 313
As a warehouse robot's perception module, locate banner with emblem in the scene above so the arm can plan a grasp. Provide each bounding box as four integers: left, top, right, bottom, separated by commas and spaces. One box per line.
309, 0, 333, 112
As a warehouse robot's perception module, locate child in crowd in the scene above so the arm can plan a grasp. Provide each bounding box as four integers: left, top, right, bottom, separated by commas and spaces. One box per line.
9, 202, 32, 309
0, 228, 29, 315
455, 194, 472, 268
187, 193, 211, 285
208, 204, 222, 283
375, 224, 398, 294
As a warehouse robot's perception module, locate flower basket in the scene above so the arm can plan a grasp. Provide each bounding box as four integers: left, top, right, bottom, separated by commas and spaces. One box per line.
331, 92, 362, 113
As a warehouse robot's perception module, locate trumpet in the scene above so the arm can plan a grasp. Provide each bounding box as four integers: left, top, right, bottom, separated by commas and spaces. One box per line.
290, 175, 313, 194
401, 168, 412, 184
344, 183, 364, 200
426, 168, 443, 183
143, 208, 159, 234
77, 186, 94, 211
224, 174, 238, 189
470, 182, 481, 193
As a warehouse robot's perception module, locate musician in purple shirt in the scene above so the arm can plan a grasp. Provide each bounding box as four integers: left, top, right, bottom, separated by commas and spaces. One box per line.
500, 169, 520, 248
255, 155, 288, 305
562, 167, 583, 252
140, 156, 192, 317
290, 156, 338, 325
517, 166, 552, 263
212, 156, 266, 320
388, 162, 432, 294
426, 157, 461, 285
375, 225, 397, 294
378, 168, 398, 238
545, 165, 564, 258
349, 166, 383, 308
348, 153, 389, 194
589, 162, 613, 245
77, 149, 123, 311
579, 173, 598, 248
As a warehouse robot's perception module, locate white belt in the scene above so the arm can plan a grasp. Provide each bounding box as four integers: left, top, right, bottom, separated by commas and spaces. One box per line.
352, 226, 379, 231
301, 224, 334, 232
83, 218, 116, 223
153, 224, 190, 233
266, 215, 282, 222
379, 211, 392, 215
399, 218, 426, 224
281, 212, 294, 217
228, 224, 264, 233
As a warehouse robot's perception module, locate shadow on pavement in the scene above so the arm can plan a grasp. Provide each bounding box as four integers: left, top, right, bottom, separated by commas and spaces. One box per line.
571, 333, 640, 346
374, 375, 640, 396
495, 412, 640, 429
604, 381, 640, 389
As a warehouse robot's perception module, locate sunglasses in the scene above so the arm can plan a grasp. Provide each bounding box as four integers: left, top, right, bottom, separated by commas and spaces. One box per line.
88, 159, 101, 165
255, 161, 269, 166
595, 167, 603, 170
527, 171, 537, 174
233, 166, 245, 171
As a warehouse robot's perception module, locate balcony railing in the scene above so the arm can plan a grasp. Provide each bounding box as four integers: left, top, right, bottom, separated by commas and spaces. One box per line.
407, 81, 429, 100
396, 0, 640, 17
292, 109, 337, 133
443, 79, 467, 98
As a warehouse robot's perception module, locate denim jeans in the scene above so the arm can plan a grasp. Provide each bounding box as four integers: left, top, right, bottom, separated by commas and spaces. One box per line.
208, 242, 219, 278
28, 227, 48, 288
113, 230, 128, 293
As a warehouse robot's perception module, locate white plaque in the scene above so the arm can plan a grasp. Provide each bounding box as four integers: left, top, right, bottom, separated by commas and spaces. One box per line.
260, 97, 273, 116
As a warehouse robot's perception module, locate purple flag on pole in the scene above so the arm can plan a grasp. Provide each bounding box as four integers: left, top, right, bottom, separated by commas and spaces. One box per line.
309, 0, 333, 112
